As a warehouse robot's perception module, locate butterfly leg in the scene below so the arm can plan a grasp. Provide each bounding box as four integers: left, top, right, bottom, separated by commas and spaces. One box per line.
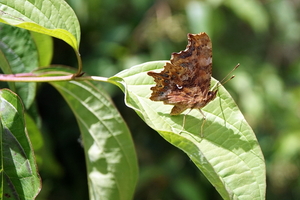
179, 114, 186, 134
198, 109, 206, 137
179, 109, 193, 134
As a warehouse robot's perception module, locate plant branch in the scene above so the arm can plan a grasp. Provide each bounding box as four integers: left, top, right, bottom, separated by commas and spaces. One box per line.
0, 73, 109, 83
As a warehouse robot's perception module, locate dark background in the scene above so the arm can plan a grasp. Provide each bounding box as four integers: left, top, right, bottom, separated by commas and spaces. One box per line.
35, 0, 300, 199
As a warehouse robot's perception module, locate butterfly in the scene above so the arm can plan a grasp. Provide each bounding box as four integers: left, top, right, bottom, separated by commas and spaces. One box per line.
147, 32, 238, 136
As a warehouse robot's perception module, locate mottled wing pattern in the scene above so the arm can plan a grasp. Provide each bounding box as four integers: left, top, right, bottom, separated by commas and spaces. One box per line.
171, 33, 212, 93
147, 32, 216, 115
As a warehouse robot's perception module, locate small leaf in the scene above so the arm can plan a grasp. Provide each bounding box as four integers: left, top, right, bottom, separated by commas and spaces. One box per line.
30, 31, 53, 67
0, 89, 41, 200
110, 61, 266, 200
35, 67, 139, 200
0, 0, 80, 50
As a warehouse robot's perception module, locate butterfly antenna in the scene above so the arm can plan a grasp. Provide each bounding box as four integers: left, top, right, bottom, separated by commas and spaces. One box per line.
220, 63, 240, 85
211, 63, 239, 90
221, 74, 235, 85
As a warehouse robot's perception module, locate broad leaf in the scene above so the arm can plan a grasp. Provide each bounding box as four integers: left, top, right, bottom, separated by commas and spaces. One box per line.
110, 61, 266, 200
0, 24, 37, 109
34, 67, 139, 200
0, 89, 41, 200
0, 0, 80, 50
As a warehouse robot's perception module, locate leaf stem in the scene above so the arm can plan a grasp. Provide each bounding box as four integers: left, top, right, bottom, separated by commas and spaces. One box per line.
74, 76, 109, 82
74, 50, 83, 76
0, 73, 109, 83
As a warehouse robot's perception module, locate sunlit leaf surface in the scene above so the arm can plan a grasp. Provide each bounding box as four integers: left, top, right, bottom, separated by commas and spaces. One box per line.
110, 61, 266, 200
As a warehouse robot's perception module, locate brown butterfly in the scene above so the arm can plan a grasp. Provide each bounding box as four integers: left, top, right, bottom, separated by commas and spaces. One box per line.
147, 32, 238, 136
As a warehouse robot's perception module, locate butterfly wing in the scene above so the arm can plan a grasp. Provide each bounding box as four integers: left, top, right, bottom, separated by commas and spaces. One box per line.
171, 33, 213, 93
148, 32, 213, 115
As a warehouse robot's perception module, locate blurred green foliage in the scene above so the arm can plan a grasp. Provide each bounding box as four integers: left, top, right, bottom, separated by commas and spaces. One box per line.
36, 0, 300, 199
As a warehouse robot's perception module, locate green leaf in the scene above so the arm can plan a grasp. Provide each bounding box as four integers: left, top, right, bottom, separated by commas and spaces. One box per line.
0, 0, 80, 50
0, 89, 41, 200
0, 24, 37, 109
30, 31, 53, 67
25, 113, 43, 151
35, 67, 138, 200
110, 61, 266, 200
